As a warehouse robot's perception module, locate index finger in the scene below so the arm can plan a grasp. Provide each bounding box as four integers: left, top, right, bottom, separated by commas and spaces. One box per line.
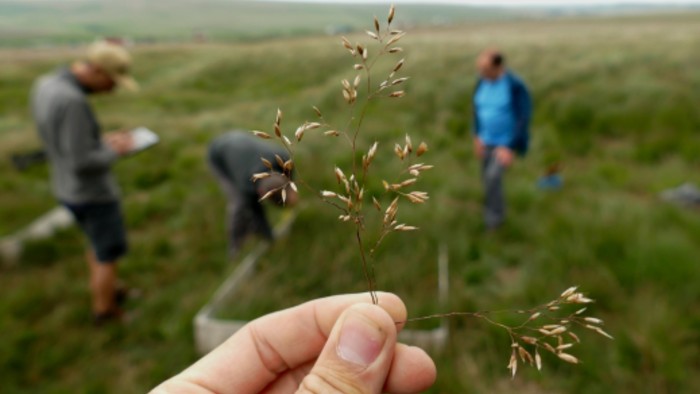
170, 292, 406, 394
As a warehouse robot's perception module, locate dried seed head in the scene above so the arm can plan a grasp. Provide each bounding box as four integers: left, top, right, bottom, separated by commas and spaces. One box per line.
289, 182, 298, 193
521, 336, 538, 345
312, 106, 322, 118
275, 108, 283, 125
362, 47, 368, 60
388, 4, 395, 24
341, 36, 353, 50
374, 15, 380, 33
542, 342, 557, 354
543, 324, 563, 330
372, 196, 382, 211
281, 188, 287, 204
325, 130, 340, 137
342, 79, 352, 90
261, 157, 273, 169
535, 351, 542, 371
584, 317, 604, 325
394, 224, 418, 231
556, 343, 574, 351
561, 286, 578, 299
251, 172, 271, 182
366, 30, 379, 40
416, 142, 428, 156
275, 154, 285, 168
394, 143, 405, 160
383, 197, 399, 224
282, 136, 292, 146
387, 32, 405, 46
407, 191, 429, 204
507, 351, 518, 379
274, 124, 282, 138
334, 167, 347, 183
389, 90, 405, 98
354, 75, 361, 89
567, 293, 595, 304
528, 312, 541, 321
366, 142, 378, 166
283, 159, 294, 173
259, 189, 275, 202
405, 134, 413, 153
393, 58, 405, 72
518, 346, 534, 365
321, 190, 337, 198
388, 47, 403, 53
252, 130, 272, 139
585, 325, 614, 340
568, 332, 581, 343
294, 126, 305, 142
557, 353, 579, 364
354, 64, 364, 70
337, 194, 351, 205
549, 326, 568, 335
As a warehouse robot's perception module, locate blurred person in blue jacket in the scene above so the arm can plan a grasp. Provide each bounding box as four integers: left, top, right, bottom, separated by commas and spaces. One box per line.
472, 48, 532, 230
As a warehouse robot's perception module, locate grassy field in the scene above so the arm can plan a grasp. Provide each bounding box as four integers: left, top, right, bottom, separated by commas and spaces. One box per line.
2, 10, 700, 393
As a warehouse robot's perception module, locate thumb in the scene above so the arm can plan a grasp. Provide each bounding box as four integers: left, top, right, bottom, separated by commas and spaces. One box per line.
298, 303, 397, 394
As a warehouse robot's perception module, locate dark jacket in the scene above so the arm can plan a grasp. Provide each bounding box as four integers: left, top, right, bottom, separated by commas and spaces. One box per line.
472, 71, 532, 156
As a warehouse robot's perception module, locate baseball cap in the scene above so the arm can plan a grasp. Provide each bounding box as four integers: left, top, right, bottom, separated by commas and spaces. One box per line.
85, 40, 139, 91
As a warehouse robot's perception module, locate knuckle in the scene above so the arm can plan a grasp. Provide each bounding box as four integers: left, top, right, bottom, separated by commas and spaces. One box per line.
296, 371, 362, 394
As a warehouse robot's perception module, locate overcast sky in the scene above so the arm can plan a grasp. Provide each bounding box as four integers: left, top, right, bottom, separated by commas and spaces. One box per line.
265, 0, 700, 6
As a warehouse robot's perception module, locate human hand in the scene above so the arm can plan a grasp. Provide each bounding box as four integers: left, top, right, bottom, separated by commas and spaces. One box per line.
495, 146, 514, 168
473, 137, 485, 160
151, 292, 436, 394
104, 131, 133, 156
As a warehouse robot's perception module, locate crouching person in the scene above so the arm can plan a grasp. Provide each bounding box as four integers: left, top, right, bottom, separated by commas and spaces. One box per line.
207, 130, 298, 257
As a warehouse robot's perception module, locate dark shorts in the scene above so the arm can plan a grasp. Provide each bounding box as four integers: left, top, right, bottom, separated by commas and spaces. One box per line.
63, 201, 128, 263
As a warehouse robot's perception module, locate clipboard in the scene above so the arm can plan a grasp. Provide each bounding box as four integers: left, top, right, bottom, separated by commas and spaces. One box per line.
127, 126, 160, 154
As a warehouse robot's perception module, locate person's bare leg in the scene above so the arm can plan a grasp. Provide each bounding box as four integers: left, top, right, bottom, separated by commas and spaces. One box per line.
86, 250, 118, 315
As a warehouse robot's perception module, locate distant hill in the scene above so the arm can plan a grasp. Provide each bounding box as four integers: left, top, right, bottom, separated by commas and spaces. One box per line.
0, 0, 512, 47
0, 0, 698, 48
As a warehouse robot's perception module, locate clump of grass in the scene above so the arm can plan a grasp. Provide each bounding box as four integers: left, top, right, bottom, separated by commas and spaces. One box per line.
250, 4, 612, 378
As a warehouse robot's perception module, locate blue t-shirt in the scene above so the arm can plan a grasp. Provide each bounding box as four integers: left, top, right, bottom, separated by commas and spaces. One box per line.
474, 75, 516, 147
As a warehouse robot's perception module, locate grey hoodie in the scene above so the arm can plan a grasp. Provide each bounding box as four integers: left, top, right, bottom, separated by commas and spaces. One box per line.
31, 68, 119, 204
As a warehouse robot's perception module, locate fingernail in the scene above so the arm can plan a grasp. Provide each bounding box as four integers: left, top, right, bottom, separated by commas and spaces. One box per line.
337, 309, 386, 367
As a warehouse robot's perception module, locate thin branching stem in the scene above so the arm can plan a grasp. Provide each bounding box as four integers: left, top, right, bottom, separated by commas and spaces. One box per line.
355, 227, 377, 304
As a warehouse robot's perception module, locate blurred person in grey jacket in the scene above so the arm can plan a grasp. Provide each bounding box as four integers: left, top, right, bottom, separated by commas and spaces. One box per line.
208, 130, 298, 257
31, 40, 138, 325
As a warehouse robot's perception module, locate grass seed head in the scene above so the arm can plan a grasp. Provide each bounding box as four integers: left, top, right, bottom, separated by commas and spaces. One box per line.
416, 141, 428, 156
251, 172, 271, 182
557, 353, 579, 364
252, 130, 272, 139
